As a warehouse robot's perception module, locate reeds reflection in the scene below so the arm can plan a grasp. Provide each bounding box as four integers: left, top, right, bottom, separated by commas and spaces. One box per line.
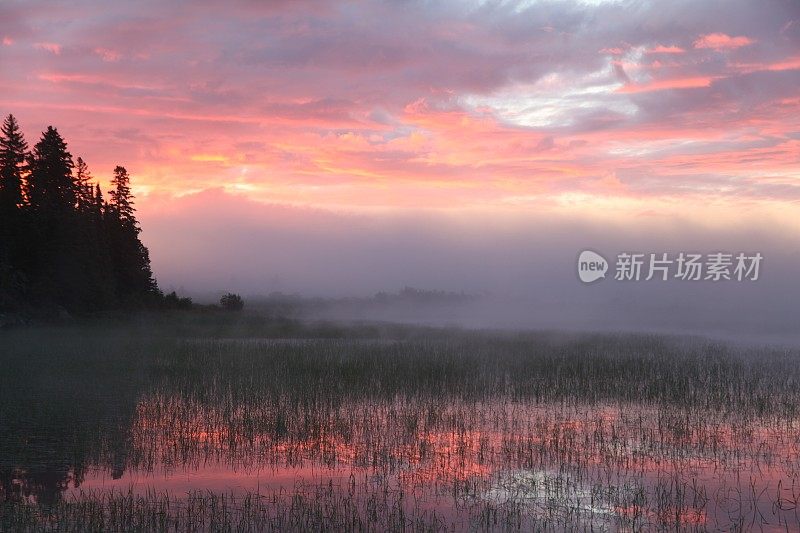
2, 325, 799, 530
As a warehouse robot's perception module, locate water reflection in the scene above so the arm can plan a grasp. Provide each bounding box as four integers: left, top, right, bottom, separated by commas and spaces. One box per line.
2, 333, 800, 531
10, 394, 794, 530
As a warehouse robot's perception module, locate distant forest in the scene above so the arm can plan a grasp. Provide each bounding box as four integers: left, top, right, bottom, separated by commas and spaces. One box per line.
0, 114, 189, 316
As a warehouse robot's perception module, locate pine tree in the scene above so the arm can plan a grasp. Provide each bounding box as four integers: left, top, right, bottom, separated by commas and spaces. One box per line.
26, 126, 87, 311
26, 126, 75, 215
0, 114, 28, 212
73, 158, 116, 310
93, 183, 104, 222
1, 115, 164, 314
0, 115, 30, 311
106, 165, 156, 303
109, 166, 135, 227
74, 157, 94, 214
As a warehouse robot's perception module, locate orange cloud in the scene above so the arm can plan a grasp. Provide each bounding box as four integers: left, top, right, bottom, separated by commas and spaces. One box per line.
617, 76, 715, 93
190, 154, 231, 163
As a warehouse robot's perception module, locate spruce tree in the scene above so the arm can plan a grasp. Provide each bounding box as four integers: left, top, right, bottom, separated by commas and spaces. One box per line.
107, 166, 156, 303
109, 166, 136, 225
74, 158, 116, 310
0, 114, 28, 212
1, 117, 163, 314
93, 184, 104, 223
26, 126, 75, 215
26, 126, 85, 311
74, 157, 95, 214
0, 115, 29, 310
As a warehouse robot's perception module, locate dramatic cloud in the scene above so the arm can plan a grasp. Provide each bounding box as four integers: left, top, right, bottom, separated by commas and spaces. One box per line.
1, 0, 797, 213
1, 0, 799, 327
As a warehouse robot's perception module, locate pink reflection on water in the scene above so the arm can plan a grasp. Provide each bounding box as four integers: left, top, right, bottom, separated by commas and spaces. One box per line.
69, 463, 350, 496
60, 396, 800, 530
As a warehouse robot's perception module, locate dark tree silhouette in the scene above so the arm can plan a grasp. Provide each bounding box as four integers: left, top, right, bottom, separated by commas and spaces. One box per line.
0, 115, 29, 310
109, 165, 135, 225
0, 115, 27, 213
163, 291, 193, 310
74, 157, 116, 310
26, 126, 75, 214
0, 114, 172, 316
220, 293, 244, 311
25, 126, 84, 309
93, 183, 104, 221
106, 165, 157, 303
74, 156, 94, 214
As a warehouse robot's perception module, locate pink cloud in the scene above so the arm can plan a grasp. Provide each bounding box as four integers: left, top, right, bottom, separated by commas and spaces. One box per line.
94, 47, 121, 62
617, 76, 715, 94
34, 41, 61, 54
764, 56, 800, 71
1, 0, 797, 217
2, 36, 13, 46
647, 45, 685, 54
732, 56, 800, 74
693, 33, 754, 51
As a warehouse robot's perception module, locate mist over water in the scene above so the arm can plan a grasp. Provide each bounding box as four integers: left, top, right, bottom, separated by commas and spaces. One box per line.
141, 189, 800, 344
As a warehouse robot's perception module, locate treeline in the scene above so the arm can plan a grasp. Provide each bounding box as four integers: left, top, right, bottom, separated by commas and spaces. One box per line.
0, 114, 188, 316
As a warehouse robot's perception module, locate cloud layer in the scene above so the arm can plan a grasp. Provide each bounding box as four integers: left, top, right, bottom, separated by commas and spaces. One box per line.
1, 0, 799, 337
1, 0, 798, 212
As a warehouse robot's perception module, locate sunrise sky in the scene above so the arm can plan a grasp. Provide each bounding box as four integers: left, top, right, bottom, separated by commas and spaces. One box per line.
1, 0, 799, 315
2, 0, 798, 210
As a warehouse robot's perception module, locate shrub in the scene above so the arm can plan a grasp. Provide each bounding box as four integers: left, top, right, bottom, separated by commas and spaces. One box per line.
220, 293, 244, 311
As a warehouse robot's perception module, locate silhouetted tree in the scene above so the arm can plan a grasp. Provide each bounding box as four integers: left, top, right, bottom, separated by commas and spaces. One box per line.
106, 165, 157, 303
74, 157, 94, 214
93, 183, 104, 223
163, 291, 193, 310
0, 115, 29, 310
109, 165, 135, 225
0, 115, 169, 315
0, 115, 27, 213
26, 126, 75, 215
220, 293, 244, 311
74, 158, 115, 309
25, 126, 83, 309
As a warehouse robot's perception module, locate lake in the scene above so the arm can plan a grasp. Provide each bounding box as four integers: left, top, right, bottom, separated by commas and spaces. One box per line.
1, 319, 799, 531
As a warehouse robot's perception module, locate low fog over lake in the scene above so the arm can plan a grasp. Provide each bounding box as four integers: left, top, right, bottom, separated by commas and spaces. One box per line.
143, 189, 800, 343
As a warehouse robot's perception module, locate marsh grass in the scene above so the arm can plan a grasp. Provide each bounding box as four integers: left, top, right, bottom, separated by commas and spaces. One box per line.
1, 316, 799, 531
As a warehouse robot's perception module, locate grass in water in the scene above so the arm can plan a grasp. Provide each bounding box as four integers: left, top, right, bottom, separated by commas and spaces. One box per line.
1, 315, 799, 531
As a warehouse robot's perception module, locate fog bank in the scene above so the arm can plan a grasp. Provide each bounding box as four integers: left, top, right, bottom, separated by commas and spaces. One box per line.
140, 189, 800, 343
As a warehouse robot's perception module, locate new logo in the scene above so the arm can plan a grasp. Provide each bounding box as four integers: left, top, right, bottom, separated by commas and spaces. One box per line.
577, 250, 608, 283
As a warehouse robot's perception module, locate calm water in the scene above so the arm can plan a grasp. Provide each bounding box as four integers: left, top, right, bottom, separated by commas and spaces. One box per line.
2, 331, 800, 530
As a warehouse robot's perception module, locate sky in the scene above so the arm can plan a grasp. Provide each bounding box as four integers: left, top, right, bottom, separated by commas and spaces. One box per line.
1, 0, 799, 336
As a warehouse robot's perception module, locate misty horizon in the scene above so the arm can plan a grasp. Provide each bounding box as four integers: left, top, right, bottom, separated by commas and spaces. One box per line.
3, 0, 798, 342
135, 187, 800, 344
